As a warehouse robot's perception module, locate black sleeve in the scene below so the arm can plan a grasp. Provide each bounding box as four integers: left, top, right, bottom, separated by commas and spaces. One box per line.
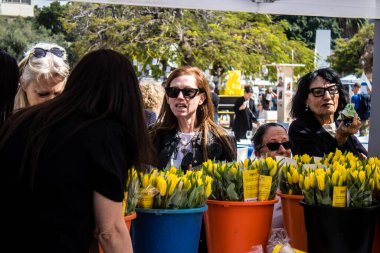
89, 123, 127, 202
234, 97, 244, 114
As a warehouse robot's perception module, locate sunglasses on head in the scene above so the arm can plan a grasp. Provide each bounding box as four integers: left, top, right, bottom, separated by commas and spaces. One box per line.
32, 47, 65, 58
165, 87, 204, 99
258, 141, 292, 151
309, 85, 339, 97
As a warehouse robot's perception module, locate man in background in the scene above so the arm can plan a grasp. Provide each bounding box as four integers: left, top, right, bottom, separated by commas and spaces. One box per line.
209, 82, 220, 124
351, 82, 370, 136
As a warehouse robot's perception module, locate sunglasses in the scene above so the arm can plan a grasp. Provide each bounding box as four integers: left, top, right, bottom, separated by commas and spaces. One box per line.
309, 85, 339, 97
32, 47, 65, 58
258, 141, 292, 151
165, 87, 204, 99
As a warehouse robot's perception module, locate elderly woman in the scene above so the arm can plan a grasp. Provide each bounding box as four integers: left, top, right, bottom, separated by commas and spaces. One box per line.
251, 122, 291, 228
150, 66, 237, 171
288, 68, 367, 157
14, 42, 70, 110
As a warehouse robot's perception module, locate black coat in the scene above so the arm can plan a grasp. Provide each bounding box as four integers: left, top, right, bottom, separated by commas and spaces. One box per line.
289, 114, 367, 157
153, 129, 236, 170
232, 97, 257, 141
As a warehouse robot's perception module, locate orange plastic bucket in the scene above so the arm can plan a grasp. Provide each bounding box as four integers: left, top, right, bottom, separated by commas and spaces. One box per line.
98, 212, 136, 253
277, 192, 307, 251
205, 198, 278, 253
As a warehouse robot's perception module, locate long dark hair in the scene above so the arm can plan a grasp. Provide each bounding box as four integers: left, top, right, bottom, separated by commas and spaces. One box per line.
0, 49, 19, 127
290, 68, 347, 120
0, 49, 154, 188
151, 66, 236, 161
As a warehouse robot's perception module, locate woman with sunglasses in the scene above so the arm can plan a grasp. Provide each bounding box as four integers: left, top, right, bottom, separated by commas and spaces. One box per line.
252, 122, 291, 229
14, 42, 70, 110
0, 49, 153, 253
289, 68, 367, 158
150, 66, 236, 171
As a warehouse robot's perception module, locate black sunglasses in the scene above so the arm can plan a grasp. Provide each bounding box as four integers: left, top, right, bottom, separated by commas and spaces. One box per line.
309, 85, 339, 97
32, 47, 65, 58
165, 87, 204, 99
258, 141, 292, 151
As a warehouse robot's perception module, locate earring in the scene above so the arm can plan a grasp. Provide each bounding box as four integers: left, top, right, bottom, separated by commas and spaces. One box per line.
305, 104, 309, 111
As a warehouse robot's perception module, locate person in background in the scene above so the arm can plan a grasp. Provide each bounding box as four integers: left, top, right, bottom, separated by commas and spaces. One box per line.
251, 122, 292, 229
232, 85, 258, 141
256, 103, 268, 124
289, 68, 367, 158
150, 66, 236, 253
0, 49, 19, 127
14, 42, 70, 110
209, 81, 220, 123
351, 82, 370, 136
151, 66, 236, 171
0, 49, 153, 253
139, 79, 165, 126
261, 87, 277, 111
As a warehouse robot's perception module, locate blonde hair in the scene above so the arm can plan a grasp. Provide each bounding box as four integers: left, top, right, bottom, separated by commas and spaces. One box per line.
139, 79, 165, 115
14, 43, 70, 110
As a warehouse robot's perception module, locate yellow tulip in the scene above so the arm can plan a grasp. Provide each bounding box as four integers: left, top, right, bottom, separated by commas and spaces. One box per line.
358, 170, 366, 184
197, 178, 203, 187
298, 174, 304, 189
270, 166, 277, 176
304, 177, 310, 191
287, 172, 293, 184
288, 189, 293, 195
157, 177, 167, 196
168, 177, 179, 196
169, 166, 177, 174
301, 154, 311, 164
142, 174, 150, 188
230, 166, 237, 176
369, 179, 375, 190
316, 174, 325, 191
205, 183, 212, 198
309, 172, 316, 188
292, 170, 299, 184
205, 175, 213, 185
243, 158, 249, 169
332, 170, 339, 186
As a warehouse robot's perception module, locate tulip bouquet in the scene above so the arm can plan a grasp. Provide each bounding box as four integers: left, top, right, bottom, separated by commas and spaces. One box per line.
298, 150, 380, 207
279, 161, 303, 196
138, 167, 212, 209
123, 168, 141, 215
201, 157, 280, 201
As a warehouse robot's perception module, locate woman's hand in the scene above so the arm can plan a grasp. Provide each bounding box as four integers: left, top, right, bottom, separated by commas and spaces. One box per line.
336, 113, 361, 146
239, 100, 248, 110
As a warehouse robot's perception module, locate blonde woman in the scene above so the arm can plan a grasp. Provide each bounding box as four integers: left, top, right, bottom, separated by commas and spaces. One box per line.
139, 79, 165, 126
14, 42, 70, 110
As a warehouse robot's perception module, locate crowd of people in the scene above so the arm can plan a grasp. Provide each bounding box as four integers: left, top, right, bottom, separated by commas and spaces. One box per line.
0, 44, 371, 253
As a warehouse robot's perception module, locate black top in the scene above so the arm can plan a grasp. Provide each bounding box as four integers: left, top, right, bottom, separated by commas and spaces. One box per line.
232, 97, 257, 141
289, 114, 367, 157
0, 115, 127, 253
153, 129, 236, 170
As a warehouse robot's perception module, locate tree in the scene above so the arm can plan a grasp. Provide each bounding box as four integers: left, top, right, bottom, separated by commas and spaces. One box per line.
0, 17, 66, 61
61, 3, 314, 79
328, 24, 374, 77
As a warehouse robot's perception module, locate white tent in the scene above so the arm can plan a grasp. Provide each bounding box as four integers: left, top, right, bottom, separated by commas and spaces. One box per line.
340, 74, 361, 85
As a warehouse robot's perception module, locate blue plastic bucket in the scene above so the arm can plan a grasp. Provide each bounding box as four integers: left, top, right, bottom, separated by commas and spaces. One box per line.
131, 205, 208, 253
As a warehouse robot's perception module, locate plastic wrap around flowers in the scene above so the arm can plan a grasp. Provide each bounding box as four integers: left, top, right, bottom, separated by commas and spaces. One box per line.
201, 157, 281, 202
279, 150, 380, 207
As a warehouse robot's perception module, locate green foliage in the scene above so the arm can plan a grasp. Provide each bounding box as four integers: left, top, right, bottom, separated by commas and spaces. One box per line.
61, 3, 315, 79
0, 16, 66, 61
328, 24, 374, 76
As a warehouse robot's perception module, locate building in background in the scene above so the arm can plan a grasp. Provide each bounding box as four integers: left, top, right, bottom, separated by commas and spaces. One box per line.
0, 0, 34, 17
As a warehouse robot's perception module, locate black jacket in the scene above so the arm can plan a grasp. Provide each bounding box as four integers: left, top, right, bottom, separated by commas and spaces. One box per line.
153, 129, 236, 170
289, 114, 367, 157
232, 97, 257, 141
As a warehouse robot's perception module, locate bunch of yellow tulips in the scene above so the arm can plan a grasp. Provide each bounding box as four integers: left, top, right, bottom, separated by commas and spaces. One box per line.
298, 150, 380, 207
201, 157, 280, 201
138, 167, 212, 209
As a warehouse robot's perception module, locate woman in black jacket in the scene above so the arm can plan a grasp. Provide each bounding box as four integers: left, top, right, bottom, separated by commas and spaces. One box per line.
289, 68, 367, 158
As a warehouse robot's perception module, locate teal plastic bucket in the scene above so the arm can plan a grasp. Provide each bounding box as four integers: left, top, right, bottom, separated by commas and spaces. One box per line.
131, 205, 208, 253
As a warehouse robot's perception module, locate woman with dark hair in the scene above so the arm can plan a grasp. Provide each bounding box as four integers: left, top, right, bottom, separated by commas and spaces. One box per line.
288, 68, 366, 157
252, 122, 291, 159
151, 66, 236, 171
0, 49, 19, 127
0, 49, 154, 253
